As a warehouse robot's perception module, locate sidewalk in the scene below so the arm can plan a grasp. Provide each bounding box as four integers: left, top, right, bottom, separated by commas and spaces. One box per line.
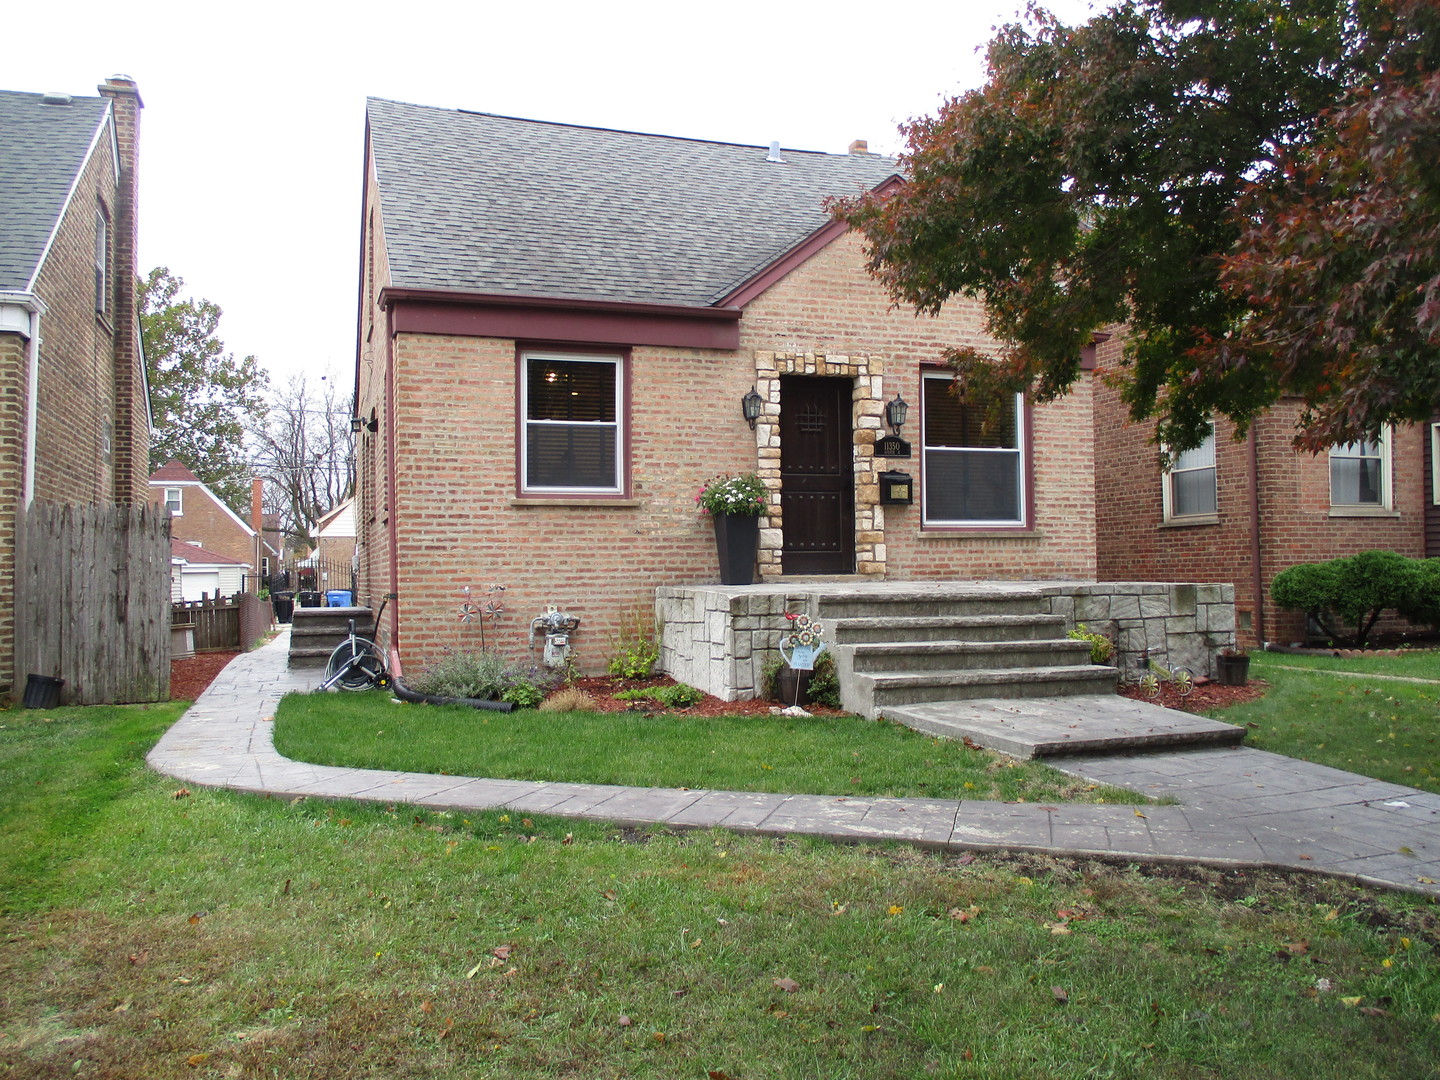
148, 629, 1440, 899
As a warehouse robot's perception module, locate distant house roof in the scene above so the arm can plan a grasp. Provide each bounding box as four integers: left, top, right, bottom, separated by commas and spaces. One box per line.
149, 459, 202, 484
170, 537, 248, 567
366, 98, 901, 309
0, 89, 112, 292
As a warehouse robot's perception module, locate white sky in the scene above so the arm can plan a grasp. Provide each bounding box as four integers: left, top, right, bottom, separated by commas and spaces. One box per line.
8, 0, 1100, 388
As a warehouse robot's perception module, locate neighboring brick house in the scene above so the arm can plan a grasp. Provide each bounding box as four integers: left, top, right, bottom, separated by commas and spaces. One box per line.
1094, 381, 1426, 649
0, 77, 149, 691
149, 461, 277, 592
353, 99, 1102, 675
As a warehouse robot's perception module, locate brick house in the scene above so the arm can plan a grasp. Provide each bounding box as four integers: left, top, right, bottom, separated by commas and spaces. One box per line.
353, 99, 1110, 677
148, 460, 277, 592
1093, 382, 1426, 649
0, 77, 149, 692
169, 536, 249, 602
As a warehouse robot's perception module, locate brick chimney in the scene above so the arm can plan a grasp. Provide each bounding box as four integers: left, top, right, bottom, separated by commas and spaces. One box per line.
98, 75, 144, 503
848, 139, 869, 155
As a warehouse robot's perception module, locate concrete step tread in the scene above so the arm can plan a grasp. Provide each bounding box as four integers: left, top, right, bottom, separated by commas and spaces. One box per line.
880, 695, 1246, 759
859, 665, 1117, 689
849, 638, 1090, 655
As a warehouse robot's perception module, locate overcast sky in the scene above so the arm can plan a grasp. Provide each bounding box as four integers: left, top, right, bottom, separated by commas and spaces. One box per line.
9, 0, 1099, 390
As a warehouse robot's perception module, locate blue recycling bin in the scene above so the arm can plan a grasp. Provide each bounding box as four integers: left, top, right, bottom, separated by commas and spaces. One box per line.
326, 590, 353, 607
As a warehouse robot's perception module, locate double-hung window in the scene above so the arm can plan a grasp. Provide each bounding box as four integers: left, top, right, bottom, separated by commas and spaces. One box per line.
921, 372, 1025, 527
94, 211, 108, 315
1163, 426, 1217, 520
164, 487, 183, 515
1330, 432, 1389, 508
521, 350, 624, 494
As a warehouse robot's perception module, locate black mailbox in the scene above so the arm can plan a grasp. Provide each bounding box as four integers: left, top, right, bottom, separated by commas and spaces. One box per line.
879, 470, 914, 505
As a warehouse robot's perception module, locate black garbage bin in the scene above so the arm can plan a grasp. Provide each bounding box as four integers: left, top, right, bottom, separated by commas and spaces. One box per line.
23, 674, 63, 709
272, 591, 295, 624
297, 591, 322, 608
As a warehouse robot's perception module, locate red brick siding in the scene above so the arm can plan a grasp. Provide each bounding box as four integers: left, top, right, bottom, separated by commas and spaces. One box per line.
1094, 373, 1425, 647
149, 483, 257, 574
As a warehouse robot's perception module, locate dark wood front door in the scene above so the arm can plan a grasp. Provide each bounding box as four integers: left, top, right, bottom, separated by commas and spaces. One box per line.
780, 375, 855, 574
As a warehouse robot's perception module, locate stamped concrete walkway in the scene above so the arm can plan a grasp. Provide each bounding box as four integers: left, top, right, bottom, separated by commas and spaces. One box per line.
148, 630, 1440, 899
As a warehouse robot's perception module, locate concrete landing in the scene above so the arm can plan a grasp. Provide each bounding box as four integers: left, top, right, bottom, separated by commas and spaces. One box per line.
880, 694, 1247, 758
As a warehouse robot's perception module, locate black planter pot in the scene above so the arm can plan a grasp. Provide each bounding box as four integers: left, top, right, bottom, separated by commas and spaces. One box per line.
1216, 653, 1250, 686
775, 666, 812, 707
713, 512, 760, 585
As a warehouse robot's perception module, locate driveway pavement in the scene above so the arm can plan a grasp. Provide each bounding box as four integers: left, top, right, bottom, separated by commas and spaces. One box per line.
148, 629, 1440, 898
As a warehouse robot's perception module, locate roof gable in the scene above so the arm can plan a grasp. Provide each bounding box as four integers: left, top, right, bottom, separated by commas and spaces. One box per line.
0, 89, 111, 292
366, 99, 900, 309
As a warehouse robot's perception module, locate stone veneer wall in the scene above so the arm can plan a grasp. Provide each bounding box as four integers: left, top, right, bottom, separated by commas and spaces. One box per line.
1036, 582, 1236, 680
657, 581, 1237, 702
751, 350, 888, 578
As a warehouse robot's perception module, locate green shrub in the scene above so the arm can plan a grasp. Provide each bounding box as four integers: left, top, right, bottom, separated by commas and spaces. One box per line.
1398, 557, 1440, 630
1067, 622, 1115, 665
607, 607, 660, 678
1272, 550, 1427, 646
407, 649, 558, 705
613, 683, 705, 708
761, 651, 841, 708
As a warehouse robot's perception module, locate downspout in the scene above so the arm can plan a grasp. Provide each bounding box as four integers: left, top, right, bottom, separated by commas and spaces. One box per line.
1248, 426, 1266, 648
0, 294, 46, 507
384, 299, 402, 675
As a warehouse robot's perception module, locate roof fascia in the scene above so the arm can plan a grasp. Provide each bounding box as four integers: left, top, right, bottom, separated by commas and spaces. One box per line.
26, 102, 112, 293
716, 173, 905, 309
383, 288, 742, 351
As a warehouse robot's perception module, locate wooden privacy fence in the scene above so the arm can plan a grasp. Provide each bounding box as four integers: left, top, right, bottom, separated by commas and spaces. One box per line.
172, 592, 272, 652
14, 501, 170, 704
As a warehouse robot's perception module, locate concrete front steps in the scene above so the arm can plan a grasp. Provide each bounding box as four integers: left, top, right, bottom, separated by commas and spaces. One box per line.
288, 607, 375, 670
817, 589, 1117, 719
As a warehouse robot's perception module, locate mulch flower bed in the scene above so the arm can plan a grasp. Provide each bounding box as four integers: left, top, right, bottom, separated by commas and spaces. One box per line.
1118, 677, 1267, 712
170, 651, 242, 701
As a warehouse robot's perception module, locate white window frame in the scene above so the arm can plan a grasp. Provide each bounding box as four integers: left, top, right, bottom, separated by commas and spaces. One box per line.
920, 372, 1026, 528
1162, 425, 1217, 522
164, 487, 183, 515
1430, 423, 1440, 506
519, 350, 625, 495
1329, 429, 1392, 510
94, 210, 107, 314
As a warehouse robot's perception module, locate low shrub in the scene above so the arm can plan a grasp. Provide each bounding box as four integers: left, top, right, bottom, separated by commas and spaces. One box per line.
539, 687, 599, 712
1271, 550, 1432, 646
613, 683, 705, 708
607, 607, 660, 678
762, 651, 841, 708
1067, 622, 1115, 665
407, 649, 559, 705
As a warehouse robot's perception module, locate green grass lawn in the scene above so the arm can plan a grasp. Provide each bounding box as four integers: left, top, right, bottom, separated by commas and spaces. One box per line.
2, 702, 1439, 1079
272, 691, 1146, 804
1211, 652, 1440, 793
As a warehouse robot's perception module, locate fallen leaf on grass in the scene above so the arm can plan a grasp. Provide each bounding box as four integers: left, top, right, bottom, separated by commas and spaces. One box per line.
172, 788, 190, 799
492, 944, 513, 960
773, 977, 800, 993
617, 1015, 632, 1028
1044, 922, 1073, 935
956, 853, 976, 866
128, 950, 148, 966
708, 1071, 734, 1079
1051, 986, 1069, 1004
185, 1054, 209, 1067
420, 1001, 433, 1014
1340, 996, 1363, 1007
464, 960, 484, 979
1359, 1006, 1389, 1017
187, 912, 207, 925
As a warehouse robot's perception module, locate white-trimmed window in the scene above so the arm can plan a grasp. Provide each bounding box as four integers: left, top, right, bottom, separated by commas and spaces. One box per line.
164, 487, 183, 515
921, 373, 1025, 527
1330, 432, 1390, 508
94, 211, 108, 314
1430, 423, 1440, 505
520, 350, 624, 494
1163, 426, 1217, 520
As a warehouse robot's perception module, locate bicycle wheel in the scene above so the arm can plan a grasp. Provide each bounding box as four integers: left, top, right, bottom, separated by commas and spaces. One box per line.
1172, 667, 1194, 697
324, 638, 385, 691
1139, 673, 1161, 698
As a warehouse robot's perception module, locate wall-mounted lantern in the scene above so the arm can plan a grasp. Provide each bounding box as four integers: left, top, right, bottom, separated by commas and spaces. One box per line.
741, 386, 764, 430
879, 470, 914, 505
885, 394, 909, 435
350, 415, 378, 434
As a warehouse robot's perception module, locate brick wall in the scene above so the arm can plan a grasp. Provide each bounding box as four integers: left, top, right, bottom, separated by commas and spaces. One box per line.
149, 484, 256, 572
1094, 374, 1425, 647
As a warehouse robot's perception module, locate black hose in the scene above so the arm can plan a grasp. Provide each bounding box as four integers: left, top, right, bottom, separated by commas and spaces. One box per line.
390, 676, 515, 713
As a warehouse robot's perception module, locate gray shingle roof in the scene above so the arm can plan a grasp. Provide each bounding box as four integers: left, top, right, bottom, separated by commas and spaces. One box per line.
0, 89, 111, 292
367, 98, 900, 308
